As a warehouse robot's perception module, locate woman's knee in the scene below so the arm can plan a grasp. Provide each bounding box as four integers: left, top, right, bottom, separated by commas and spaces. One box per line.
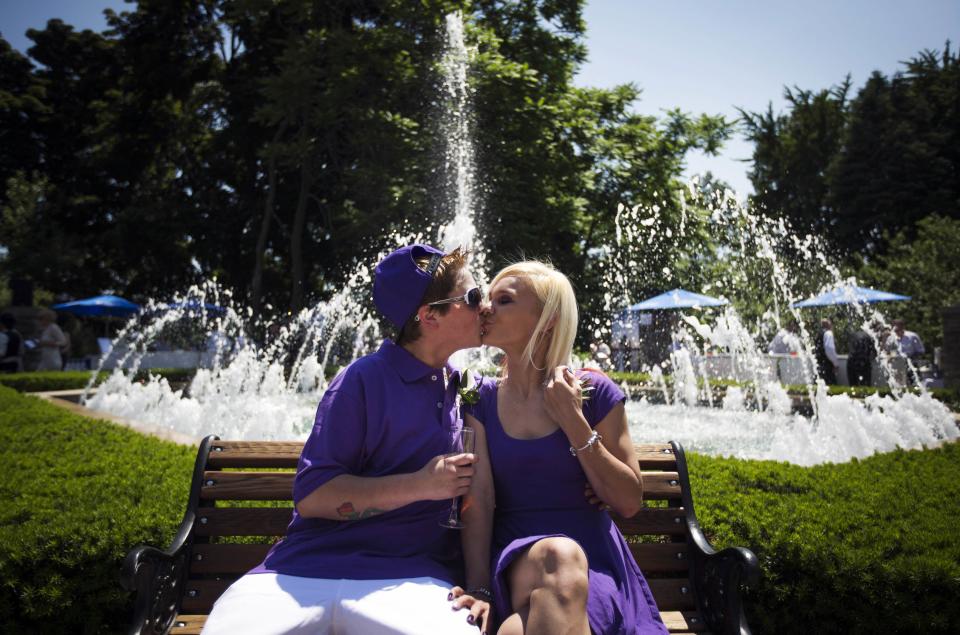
529, 537, 588, 599
530, 537, 588, 573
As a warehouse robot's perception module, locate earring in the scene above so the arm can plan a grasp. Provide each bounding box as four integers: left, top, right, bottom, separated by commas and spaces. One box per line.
414, 315, 420, 322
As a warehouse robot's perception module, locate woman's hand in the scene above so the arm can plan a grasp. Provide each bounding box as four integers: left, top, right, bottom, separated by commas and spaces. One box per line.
449, 585, 492, 634
543, 366, 586, 435
585, 483, 612, 512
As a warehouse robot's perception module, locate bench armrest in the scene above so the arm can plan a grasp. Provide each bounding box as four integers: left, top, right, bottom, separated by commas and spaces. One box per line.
689, 537, 760, 635
670, 441, 760, 635
121, 511, 195, 635
121, 436, 219, 635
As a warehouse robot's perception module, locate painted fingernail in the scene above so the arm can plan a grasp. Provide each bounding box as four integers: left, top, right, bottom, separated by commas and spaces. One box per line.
467, 615, 475, 624
447, 593, 453, 600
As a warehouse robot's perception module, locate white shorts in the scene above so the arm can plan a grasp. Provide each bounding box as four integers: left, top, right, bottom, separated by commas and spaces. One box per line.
201, 573, 479, 635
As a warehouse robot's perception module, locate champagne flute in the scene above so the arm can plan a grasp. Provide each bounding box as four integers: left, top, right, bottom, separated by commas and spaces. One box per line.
439, 426, 476, 529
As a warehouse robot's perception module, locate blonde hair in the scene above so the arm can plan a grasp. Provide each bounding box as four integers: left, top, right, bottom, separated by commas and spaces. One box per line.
490, 261, 578, 381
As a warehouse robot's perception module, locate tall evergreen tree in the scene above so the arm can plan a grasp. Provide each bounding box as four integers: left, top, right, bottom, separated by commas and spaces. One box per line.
828, 47, 960, 253
740, 80, 851, 238
743, 43, 959, 258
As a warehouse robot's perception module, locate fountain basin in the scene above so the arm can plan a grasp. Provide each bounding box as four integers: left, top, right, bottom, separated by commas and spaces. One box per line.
35, 389, 202, 446
627, 390, 959, 466
38, 381, 959, 466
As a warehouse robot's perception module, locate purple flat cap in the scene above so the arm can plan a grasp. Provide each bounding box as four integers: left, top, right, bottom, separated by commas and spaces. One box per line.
373, 244, 445, 330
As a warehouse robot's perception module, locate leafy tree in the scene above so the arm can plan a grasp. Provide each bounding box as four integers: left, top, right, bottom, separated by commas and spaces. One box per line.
856, 214, 960, 349
1, 21, 122, 295
469, 4, 730, 338
1, 0, 731, 341
739, 80, 851, 239
828, 47, 960, 252
0, 39, 42, 197
742, 44, 959, 259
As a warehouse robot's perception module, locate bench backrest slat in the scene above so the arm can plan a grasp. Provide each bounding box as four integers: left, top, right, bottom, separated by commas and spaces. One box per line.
193, 507, 292, 536
191, 544, 271, 575
206, 441, 681, 470
628, 543, 691, 574
646, 579, 698, 611
200, 472, 295, 500
611, 508, 687, 534
199, 470, 683, 502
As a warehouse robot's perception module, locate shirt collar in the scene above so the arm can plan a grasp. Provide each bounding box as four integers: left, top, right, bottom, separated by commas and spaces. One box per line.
377, 339, 460, 385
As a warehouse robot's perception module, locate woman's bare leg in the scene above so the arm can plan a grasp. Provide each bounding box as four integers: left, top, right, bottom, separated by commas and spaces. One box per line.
497, 537, 590, 635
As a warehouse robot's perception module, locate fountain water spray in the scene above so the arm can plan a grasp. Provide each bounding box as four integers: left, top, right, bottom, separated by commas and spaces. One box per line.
600, 179, 957, 463
84, 13, 488, 440
80, 15, 956, 462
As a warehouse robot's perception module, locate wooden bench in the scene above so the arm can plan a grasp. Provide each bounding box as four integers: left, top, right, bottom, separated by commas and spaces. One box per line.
122, 436, 759, 634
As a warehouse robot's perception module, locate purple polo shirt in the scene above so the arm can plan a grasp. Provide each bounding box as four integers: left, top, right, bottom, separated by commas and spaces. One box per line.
250, 339, 465, 583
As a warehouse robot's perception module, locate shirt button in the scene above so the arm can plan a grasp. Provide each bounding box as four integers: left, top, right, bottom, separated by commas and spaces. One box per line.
436, 402, 443, 408
431, 375, 438, 381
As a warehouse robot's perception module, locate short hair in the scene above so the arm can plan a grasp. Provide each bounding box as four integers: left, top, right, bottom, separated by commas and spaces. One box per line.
395, 246, 470, 346
489, 261, 577, 381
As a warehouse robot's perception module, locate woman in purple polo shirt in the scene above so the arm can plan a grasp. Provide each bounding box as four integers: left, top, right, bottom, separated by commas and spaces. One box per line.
453, 261, 668, 635
203, 244, 488, 634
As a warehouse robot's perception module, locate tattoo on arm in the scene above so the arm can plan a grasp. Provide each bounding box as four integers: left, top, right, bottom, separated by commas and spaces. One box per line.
336, 501, 384, 520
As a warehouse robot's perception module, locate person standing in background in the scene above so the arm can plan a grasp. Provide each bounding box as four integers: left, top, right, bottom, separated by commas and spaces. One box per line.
846, 326, 877, 386
36, 309, 67, 371
815, 318, 840, 385
890, 319, 925, 361
767, 319, 801, 355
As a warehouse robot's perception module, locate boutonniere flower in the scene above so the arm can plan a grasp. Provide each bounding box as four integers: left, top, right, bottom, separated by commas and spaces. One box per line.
458, 368, 480, 406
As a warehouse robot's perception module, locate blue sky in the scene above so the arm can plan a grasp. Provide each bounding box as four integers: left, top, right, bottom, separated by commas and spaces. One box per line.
575, 0, 958, 195
3, 0, 957, 195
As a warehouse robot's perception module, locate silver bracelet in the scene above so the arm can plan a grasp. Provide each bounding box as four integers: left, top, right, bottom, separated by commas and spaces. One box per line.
569, 430, 602, 456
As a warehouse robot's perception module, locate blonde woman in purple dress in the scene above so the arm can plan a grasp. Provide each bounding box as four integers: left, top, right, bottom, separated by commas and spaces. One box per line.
451, 262, 667, 635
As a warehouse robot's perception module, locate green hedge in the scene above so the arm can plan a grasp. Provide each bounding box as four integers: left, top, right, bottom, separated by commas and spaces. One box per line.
2, 385, 959, 633
0, 370, 109, 393
0, 386, 194, 633
0, 368, 197, 394
688, 446, 960, 633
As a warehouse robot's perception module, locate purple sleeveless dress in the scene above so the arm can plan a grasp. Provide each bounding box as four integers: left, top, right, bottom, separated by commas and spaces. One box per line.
469, 370, 668, 634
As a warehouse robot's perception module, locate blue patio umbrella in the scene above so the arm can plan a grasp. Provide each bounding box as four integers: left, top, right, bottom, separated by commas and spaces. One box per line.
52, 294, 140, 317
626, 288, 728, 311
790, 285, 911, 308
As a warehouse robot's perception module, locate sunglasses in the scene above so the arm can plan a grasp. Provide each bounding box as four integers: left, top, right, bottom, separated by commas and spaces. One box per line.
428, 287, 483, 309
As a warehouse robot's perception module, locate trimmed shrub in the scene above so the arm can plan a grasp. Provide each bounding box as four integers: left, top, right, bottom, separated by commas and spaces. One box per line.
608, 370, 653, 384
0, 368, 198, 394
687, 446, 960, 634
0, 386, 194, 633
0, 370, 108, 393
2, 383, 958, 633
